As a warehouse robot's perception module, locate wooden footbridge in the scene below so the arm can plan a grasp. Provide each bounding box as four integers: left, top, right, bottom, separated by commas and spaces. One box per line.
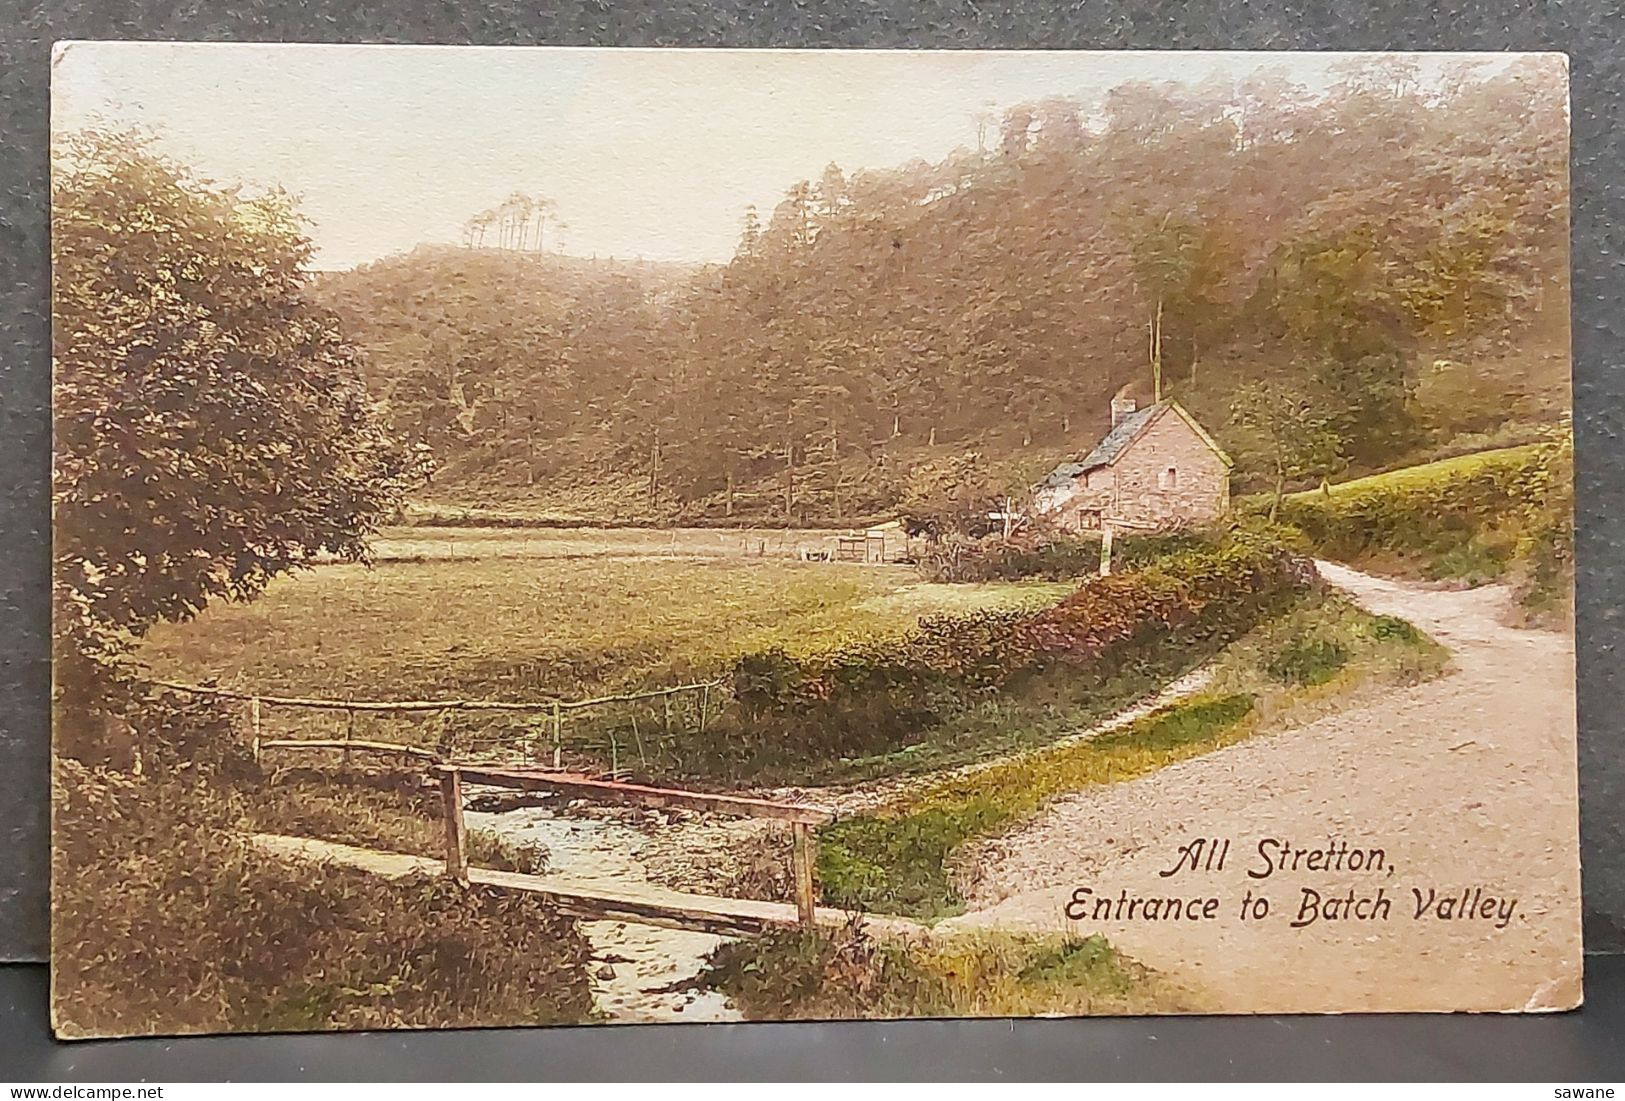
435, 764, 839, 933
162, 678, 907, 937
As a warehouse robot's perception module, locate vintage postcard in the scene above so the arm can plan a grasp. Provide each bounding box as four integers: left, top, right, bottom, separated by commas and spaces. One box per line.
50, 44, 1578, 1037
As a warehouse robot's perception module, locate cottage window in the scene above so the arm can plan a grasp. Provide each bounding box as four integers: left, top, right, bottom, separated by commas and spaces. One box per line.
1076, 508, 1101, 530
1159, 466, 1179, 490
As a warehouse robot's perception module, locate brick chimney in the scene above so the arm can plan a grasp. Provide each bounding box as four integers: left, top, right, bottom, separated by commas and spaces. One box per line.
1110, 394, 1138, 427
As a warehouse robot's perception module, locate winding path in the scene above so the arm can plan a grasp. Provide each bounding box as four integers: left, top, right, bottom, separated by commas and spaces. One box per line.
944, 562, 1583, 1014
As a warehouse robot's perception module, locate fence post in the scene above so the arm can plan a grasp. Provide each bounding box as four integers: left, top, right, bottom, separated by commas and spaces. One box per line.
791, 821, 817, 927
343, 707, 355, 769
249, 696, 262, 767
698, 684, 709, 734
439, 768, 468, 884
552, 700, 563, 770
630, 714, 648, 769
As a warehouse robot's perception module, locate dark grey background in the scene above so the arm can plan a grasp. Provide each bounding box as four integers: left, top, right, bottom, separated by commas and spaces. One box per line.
3, 960, 1625, 1080
2, 0, 1623, 1079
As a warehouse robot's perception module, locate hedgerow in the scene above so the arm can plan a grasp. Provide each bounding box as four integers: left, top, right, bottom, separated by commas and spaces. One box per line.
729, 528, 1314, 762
1265, 434, 1572, 619
917, 529, 1215, 584
1266, 442, 1549, 562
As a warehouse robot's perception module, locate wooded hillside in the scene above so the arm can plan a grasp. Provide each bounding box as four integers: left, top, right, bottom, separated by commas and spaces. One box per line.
314, 55, 1570, 524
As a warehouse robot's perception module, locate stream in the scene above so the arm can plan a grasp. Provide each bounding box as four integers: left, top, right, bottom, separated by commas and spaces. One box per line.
463, 800, 743, 1023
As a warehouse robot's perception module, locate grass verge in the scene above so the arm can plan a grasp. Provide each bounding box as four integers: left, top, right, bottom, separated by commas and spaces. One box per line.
818, 589, 1448, 920
695, 921, 1199, 1020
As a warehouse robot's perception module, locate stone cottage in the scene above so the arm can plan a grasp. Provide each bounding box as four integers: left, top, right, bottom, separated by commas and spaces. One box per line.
1032, 395, 1233, 533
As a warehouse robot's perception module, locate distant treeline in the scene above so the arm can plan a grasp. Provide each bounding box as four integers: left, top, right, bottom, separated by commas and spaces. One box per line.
316, 56, 1569, 519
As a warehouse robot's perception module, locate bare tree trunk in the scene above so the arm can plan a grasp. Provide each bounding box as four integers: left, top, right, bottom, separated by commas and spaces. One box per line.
649, 427, 661, 510
1149, 298, 1164, 402
525, 412, 536, 485
783, 423, 795, 517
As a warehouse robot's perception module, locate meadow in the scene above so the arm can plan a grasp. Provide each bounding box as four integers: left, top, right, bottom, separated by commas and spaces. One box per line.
136, 530, 1075, 772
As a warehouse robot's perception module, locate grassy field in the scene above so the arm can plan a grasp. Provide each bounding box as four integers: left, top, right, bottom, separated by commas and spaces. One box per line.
368, 524, 895, 562
140, 546, 1071, 702
1281, 444, 1541, 502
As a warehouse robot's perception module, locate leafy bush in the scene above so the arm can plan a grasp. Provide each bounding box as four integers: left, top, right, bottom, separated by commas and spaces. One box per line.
1421, 530, 1517, 584
52, 761, 593, 1037
1269, 445, 1540, 556
1266, 434, 1573, 616
1508, 429, 1574, 624
1365, 615, 1421, 643
924, 533, 1101, 582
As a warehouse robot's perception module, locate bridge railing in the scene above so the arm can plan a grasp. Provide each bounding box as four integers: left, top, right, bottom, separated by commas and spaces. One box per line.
435, 764, 834, 926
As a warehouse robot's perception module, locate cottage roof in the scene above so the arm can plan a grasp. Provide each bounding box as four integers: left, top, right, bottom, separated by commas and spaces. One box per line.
1037, 399, 1233, 489
1076, 402, 1162, 471
1038, 461, 1091, 489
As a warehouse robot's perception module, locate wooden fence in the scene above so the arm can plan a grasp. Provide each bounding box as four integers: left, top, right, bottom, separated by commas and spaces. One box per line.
154, 677, 726, 772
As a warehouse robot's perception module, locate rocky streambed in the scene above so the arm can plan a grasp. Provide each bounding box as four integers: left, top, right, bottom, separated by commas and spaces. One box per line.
464, 796, 788, 1023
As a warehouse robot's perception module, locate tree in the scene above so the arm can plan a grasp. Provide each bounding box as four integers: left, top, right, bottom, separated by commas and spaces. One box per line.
896, 452, 1005, 541
1229, 381, 1342, 520
52, 130, 428, 758
316, 58, 1570, 523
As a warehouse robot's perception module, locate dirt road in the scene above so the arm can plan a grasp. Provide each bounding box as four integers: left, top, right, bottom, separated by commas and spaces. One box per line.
946, 563, 1583, 1013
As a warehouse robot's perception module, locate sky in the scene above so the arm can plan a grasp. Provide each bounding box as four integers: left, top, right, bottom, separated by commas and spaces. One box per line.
52, 44, 1530, 270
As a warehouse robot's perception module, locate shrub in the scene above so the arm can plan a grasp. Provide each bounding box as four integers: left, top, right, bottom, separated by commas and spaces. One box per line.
1264, 434, 1573, 613
1365, 615, 1420, 643
1267, 444, 1545, 561
924, 533, 1101, 582
1508, 429, 1574, 623
52, 761, 594, 1037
